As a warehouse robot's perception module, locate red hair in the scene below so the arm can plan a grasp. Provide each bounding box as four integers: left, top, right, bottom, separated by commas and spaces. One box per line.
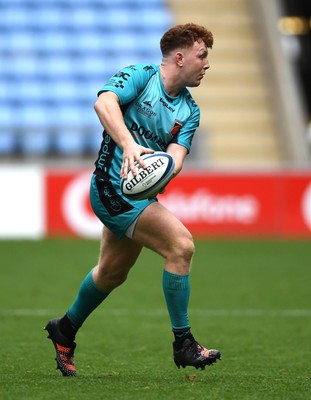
160, 23, 213, 56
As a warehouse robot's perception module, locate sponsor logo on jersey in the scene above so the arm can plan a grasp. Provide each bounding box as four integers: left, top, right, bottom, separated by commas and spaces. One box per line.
96, 132, 115, 175
108, 71, 131, 89
130, 122, 166, 147
143, 65, 155, 72
103, 184, 122, 212
170, 120, 183, 136
160, 97, 175, 113
135, 101, 157, 119
95, 178, 134, 216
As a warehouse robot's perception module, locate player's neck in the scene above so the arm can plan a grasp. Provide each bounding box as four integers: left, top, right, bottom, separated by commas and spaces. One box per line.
160, 64, 183, 97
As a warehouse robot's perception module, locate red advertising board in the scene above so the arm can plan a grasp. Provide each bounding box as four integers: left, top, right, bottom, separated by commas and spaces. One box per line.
46, 169, 101, 238
46, 170, 311, 238
160, 173, 278, 236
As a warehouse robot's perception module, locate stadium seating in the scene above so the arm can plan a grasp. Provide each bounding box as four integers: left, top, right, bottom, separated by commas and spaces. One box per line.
169, 0, 285, 167
0, 0, 172, 156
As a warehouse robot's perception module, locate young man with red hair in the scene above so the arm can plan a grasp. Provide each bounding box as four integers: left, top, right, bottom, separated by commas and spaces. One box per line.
45, 23, 221, 376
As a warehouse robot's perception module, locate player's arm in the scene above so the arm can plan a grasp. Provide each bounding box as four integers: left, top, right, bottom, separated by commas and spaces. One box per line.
157, 143, 187, 195
166, 142, 188, 177
94, 91, 153, 178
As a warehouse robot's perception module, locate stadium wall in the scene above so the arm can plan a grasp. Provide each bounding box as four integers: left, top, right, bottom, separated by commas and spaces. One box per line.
1, 166, 311, 239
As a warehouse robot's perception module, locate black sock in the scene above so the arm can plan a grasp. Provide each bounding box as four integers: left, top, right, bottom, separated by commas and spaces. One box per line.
59, 314, 77, 341
173, 327, 192, 344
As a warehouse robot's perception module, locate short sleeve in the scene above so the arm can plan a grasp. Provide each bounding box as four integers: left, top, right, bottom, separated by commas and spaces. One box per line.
98, 64, 157, 106
171, 104, 200, 152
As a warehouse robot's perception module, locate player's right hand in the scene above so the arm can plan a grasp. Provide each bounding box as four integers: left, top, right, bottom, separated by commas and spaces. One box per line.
120, 144, 154, 179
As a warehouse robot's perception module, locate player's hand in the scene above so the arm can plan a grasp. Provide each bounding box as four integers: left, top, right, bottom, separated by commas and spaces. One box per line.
120, 144, 154, 179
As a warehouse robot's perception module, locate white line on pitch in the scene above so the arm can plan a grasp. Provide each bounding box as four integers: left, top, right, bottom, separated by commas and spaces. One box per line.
1, 309, 311, 317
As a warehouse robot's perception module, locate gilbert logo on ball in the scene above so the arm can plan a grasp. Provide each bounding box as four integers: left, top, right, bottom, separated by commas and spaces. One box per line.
121, 152, 175, 200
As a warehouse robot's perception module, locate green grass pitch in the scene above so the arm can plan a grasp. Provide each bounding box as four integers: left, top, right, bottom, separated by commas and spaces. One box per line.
0, 238, 310, 399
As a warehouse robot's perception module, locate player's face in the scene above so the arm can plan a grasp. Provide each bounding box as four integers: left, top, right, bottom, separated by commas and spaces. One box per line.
181, 40, 210, 87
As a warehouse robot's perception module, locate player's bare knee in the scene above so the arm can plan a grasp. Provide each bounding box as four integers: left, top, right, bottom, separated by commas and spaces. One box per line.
100, 271, 128, 291
181, 236, 195, 262
95, 263, 130, 291
107, 272, 128, 290
168, 234, 195, 264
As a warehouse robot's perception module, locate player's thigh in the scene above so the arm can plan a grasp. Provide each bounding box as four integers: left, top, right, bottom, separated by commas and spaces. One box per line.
94, 227, 143, 289
133, 202, 194, 260
98, 226, 143, 269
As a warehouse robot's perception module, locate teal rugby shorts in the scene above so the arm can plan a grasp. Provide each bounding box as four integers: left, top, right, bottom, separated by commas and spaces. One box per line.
90, 174, 157, 239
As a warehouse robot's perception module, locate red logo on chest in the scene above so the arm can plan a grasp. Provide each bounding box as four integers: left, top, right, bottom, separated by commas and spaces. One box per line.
170, 120, 183, 136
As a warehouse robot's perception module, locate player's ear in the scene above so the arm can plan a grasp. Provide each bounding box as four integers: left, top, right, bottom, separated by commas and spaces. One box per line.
175, 52, 184, 67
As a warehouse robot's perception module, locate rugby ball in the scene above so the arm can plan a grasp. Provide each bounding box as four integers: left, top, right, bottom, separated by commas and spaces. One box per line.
120, 151, 175, 200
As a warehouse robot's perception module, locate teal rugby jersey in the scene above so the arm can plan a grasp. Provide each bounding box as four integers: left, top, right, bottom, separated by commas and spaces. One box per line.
94, 64, 200, 181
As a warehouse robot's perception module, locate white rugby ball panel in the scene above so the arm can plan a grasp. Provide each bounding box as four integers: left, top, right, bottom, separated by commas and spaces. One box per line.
120, 152, 175, 200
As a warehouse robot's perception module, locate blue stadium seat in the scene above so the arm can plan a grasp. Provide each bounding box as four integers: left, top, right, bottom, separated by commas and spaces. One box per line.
1, 8, 28, 28
7, 33, 35, 52
0, 132, 18, 154
53, 130, 87, 155
0, 106, 14, 129
10, 58, 39, 75
20, 106, 48, 127
41, 57, 73, 76
75, 33, 104, 53
18, 131, 52, 156
83, 130, 103, 154
71, 8, 98, 27
32, 8, 64, 28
